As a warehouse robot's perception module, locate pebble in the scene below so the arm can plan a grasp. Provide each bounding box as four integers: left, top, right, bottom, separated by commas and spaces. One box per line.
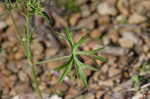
117, 0, 129, 16
81, 5, 91, 17
14, 48, 24, 60
97, 2, 117, 16
108, 67, 120, 77
102, 36, 111, 45
116, 15, 128, 24
78, 14, 98, 29
69, 13, 81, 26
96, 91, 105, 98
76, 0, 87, 5
84, 93, 95, 99
49, 94, 62, 99
98, 79, 114, 87
98, 15, 110, 25
18, 71, 29, 82
0, 21, 7, 32
75, 95, 84, 99
75, 93, 95, 99
128, 13, 146, 24
13, 93, 50, 99
132, 93, 144, 99
45, 47, 59, 58
31, 41, 44, 55
101, 64, 109, 73
104, 94, 111, 99
100, 46, 129, 56
6, 61, 18, 73
119, 32, 139, 48
90, 29, 101, 38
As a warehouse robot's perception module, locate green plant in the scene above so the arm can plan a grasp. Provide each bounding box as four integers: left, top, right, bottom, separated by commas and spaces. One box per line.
131, 75, 143, 91
131, 63, 150, 91
0, 48, 5, 53
36, 29, 107, 86
3, 0, 46, 99
140, 62, 150, 73
55, 0, 80, 13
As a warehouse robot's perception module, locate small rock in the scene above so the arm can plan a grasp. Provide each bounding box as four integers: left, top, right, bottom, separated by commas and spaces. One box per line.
101, 64, 109, 73
78, 14, 98, 29
116, 15, 128, 24
14, 48, 24, 60
76, 0, 87, 5
100, 46, 129, 56
117, 0, 129, 16
132, 93, 144, 99
31, 41, 44, 61
13, 96, 19, 99
108, 67, 120, 77
96, 91, 105, 98
104, 94, 111, 99
13, 83, 32, 95
119, 32, 139, 48
128, 13, 146, 24
0, 21, 7, 32
97, 2, 117, 16
75, 93, 95, 99
143, 45, 149, 53
18, 71, 29, 82
49, 94, 62, 99
98, 15, 110, 24
98, 79, 114, 87
84, 93, 95, 99
108, 29, 119, 43
102, 36, 111, 45
75, 95, 84, 99
69, 13, 81, 26
81, 5, 91, 17
0, 54, 6, 70
119, 38, 134, 48
31, 41, 44, 55
13, 93, 50, 99
68, 87, 80, 95
7, 61, 18, 73
45, 48, 59, 58
90, 29, 101, 38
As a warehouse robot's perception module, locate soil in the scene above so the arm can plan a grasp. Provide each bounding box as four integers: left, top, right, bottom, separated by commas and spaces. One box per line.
0, 0, 150, 99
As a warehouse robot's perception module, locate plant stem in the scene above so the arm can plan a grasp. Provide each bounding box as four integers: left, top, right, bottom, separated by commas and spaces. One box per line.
35, 55, 71, 65
25, 6, 43, 99
8, 4, 43, 99
29, 60, 43, 99
10, 12, 22, 42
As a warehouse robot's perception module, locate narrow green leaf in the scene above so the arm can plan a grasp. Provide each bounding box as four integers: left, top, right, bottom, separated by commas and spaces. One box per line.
55, 60, 71, 71
93, 55, 107, 62
64, 28, 74, 47
81, 62, 98, 71
34, 55, 71, 65
74, 35, 87, 50
59, 59, 73, 82
74, 57, 88, 86
77, 66, 88, 86
77, 47, 104, 55
75, 58, 98, 71
0, 48, 4, 53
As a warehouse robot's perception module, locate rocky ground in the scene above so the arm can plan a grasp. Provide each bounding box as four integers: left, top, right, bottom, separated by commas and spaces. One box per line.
0, 0, 150, 99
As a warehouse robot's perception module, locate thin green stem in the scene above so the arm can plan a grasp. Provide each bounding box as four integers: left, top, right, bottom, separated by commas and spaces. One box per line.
25, 3, 43, 99
34, 55, 71, 65
9, 11, 22, 42
30, 60, 43, 99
